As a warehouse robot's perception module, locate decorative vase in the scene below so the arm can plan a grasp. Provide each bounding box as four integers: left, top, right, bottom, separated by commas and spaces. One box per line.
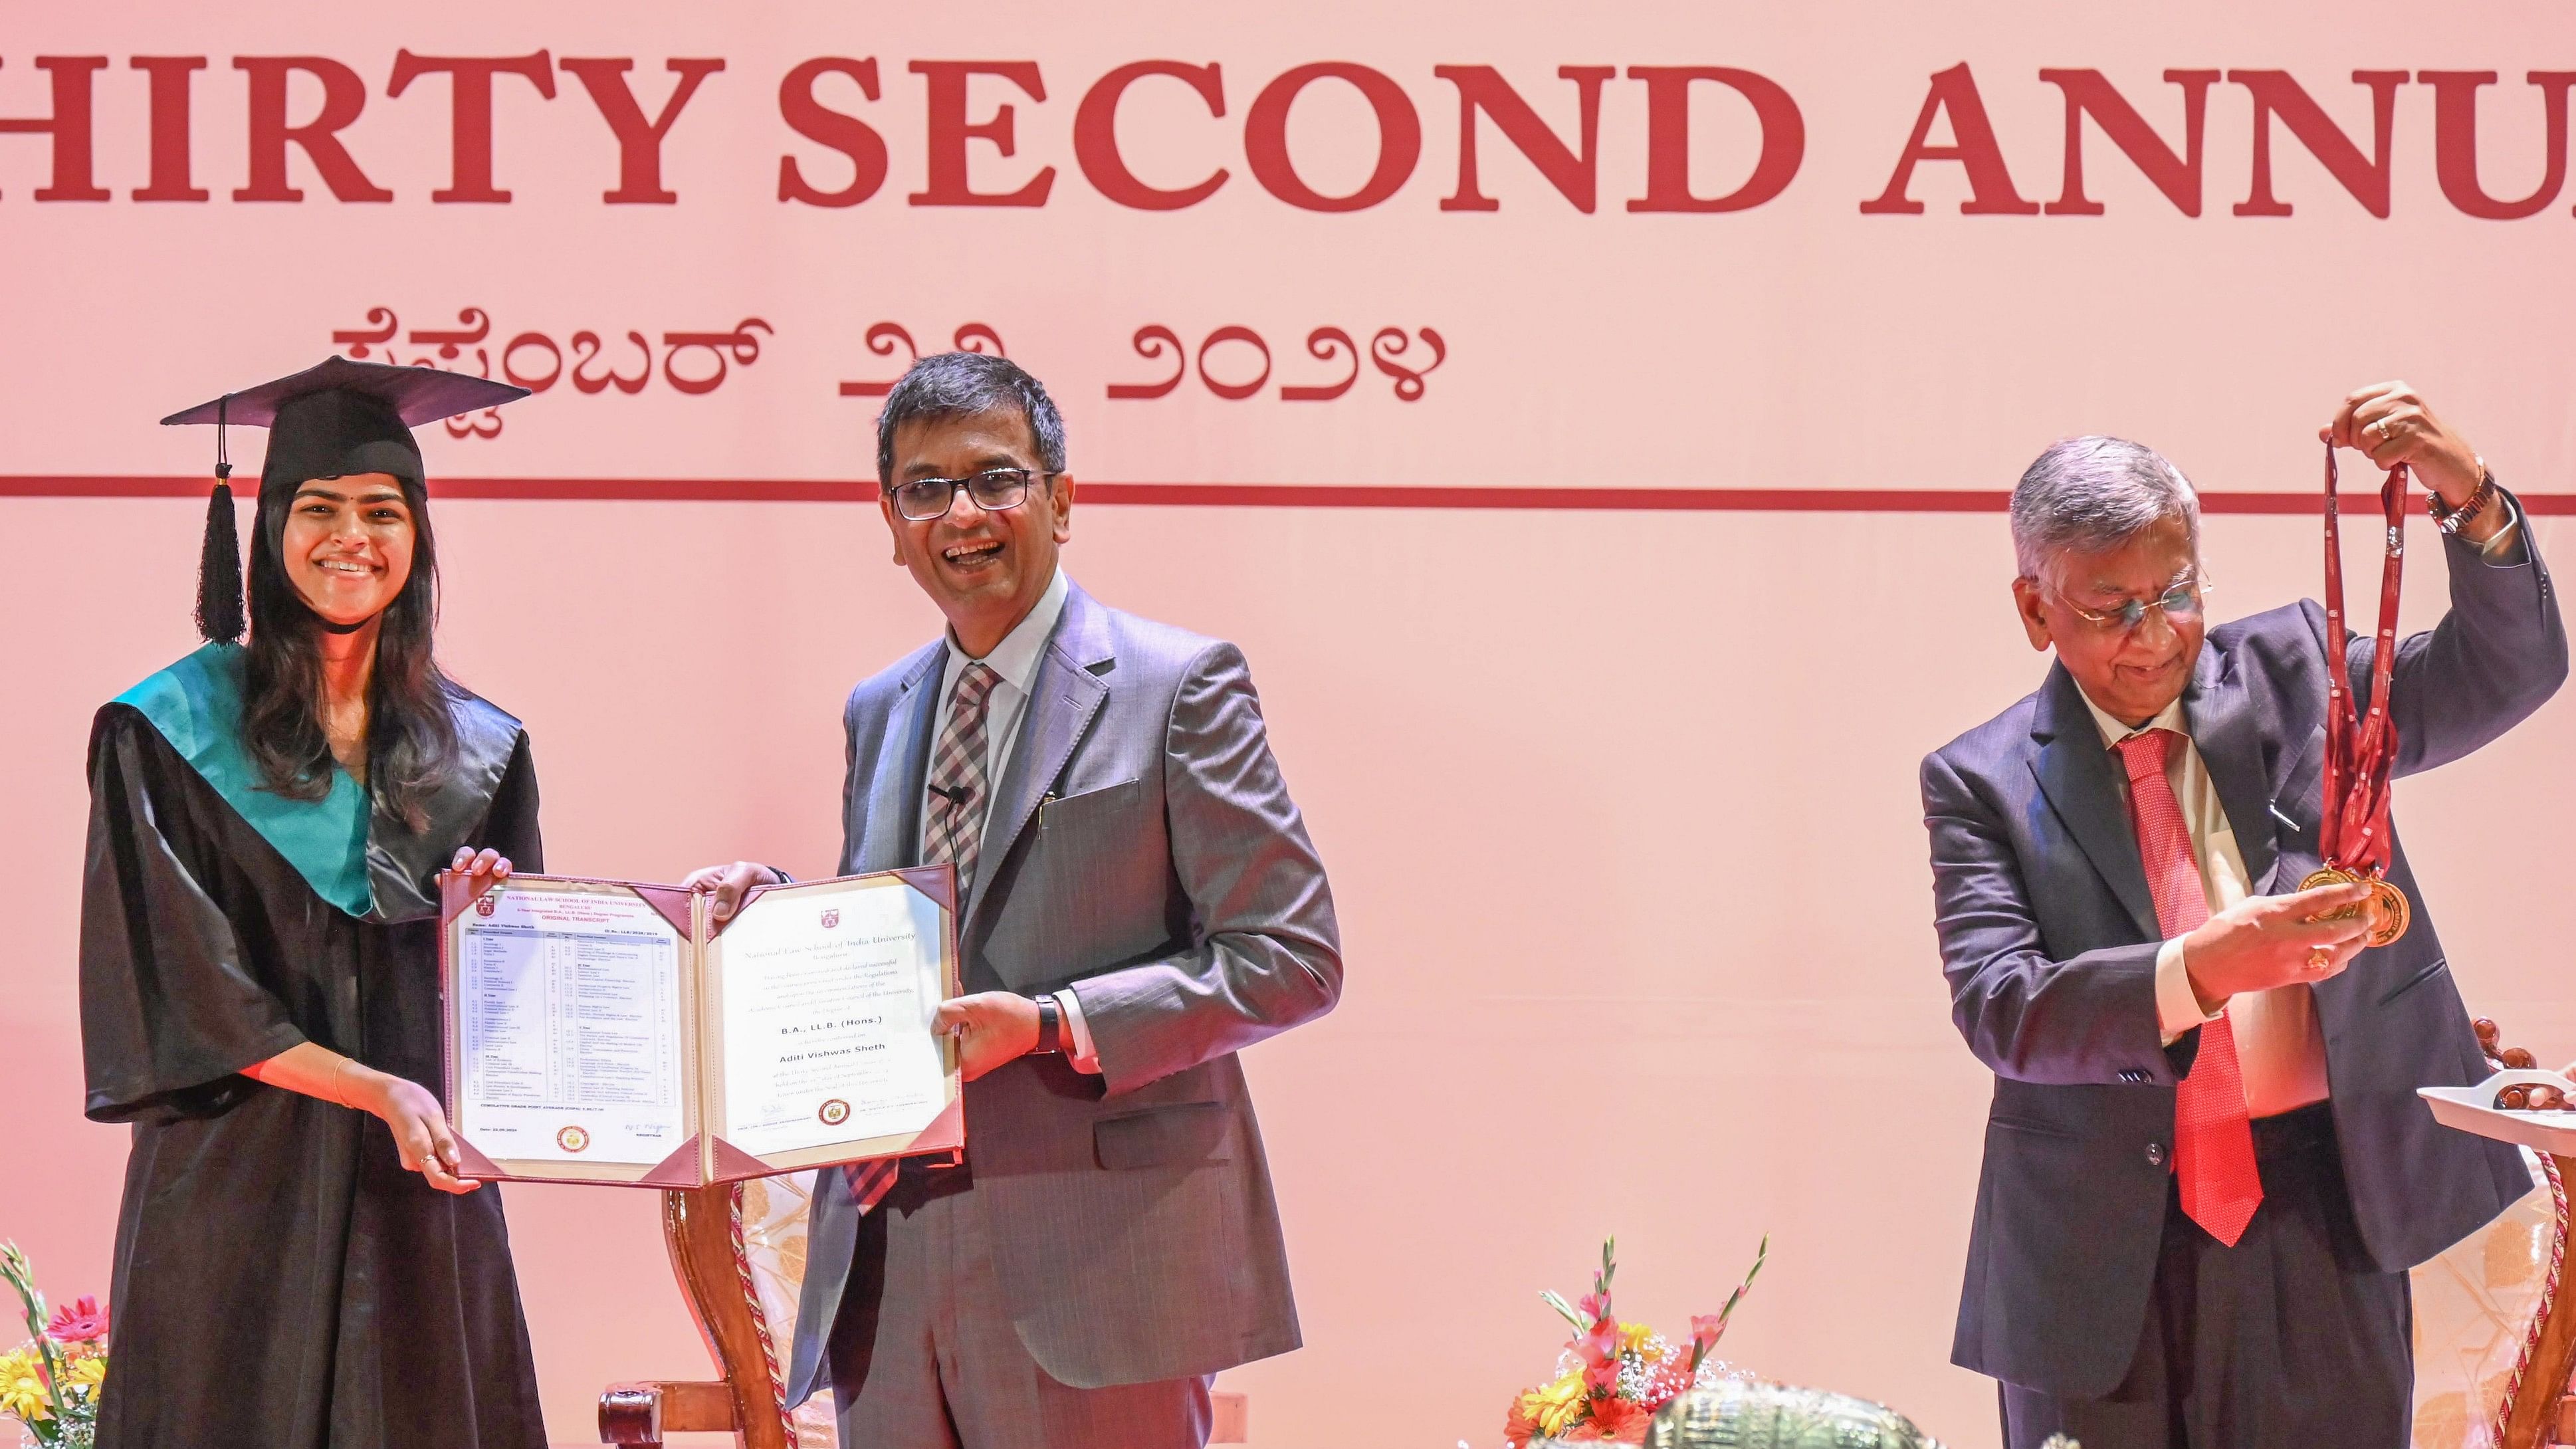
1640, 1381, 1945, 1448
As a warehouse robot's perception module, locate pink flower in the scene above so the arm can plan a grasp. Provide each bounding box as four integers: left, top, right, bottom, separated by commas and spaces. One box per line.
1578, 1320, 1621, 1361
1573, 1321, 1623, 1391
47, 1296, 108, 1344
1578, 1291, 1614, 1325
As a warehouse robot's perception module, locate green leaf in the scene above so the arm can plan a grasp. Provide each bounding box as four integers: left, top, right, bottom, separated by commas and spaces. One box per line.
1541, 1289, 1589, 1335
1707, 1234, 1769, 1343
1, 1242, 79, 1428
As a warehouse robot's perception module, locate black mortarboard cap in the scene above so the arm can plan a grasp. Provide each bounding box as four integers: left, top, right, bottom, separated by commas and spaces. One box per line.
161, 358, 528, 643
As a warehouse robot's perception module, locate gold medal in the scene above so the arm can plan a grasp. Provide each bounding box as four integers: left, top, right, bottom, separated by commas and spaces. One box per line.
2364, 876, 2411, 947
2298, 865, 2409, 947
2299, 865, 2361, 915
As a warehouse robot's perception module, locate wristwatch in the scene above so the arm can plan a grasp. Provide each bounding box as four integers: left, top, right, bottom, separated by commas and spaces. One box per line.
2426, 459, 2498, 536
1029, 993, 1063, 1056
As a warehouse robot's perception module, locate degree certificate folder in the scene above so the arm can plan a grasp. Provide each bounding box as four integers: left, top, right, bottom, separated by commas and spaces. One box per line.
437, 866, 963, 1187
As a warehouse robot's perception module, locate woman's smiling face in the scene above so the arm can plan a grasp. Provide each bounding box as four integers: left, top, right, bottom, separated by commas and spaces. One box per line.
280, 473, 415, 626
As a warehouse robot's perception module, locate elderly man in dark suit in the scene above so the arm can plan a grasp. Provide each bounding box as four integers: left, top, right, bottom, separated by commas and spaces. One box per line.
689, 352, 1340, 1449
1922, 382, 2565, 1448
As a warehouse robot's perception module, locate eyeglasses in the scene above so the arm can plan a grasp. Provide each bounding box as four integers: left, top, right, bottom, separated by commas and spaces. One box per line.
2047, 576, 2214, 633
887, 467, 1060, 522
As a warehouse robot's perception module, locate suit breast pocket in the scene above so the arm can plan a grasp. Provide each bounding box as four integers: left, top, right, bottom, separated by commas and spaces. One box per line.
1039, 777, 1144, 839
1038, 778, 1153, 889
1034, 778, 1162, 961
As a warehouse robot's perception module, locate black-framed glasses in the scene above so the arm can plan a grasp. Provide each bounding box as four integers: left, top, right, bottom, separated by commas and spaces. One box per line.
2047, 576, 2214, 633
887, 467, 1060, 522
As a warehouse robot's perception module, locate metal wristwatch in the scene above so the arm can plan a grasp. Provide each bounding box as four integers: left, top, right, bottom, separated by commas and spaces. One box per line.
2426, 459, 2497, 536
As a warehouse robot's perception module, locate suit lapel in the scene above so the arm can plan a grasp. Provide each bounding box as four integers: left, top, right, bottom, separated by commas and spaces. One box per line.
966, 587, 1113, 932
859, 648, 944, 873
2028, 663, 2160, 940
2183, 640, 2284, 893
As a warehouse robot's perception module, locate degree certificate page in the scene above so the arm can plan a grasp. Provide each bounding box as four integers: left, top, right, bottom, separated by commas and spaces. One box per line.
453, 885, 690, 1166
716, 880, 948, 1156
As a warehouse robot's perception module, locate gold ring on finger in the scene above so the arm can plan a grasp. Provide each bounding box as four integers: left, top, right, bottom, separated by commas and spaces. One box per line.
2306, 947, 2331, 972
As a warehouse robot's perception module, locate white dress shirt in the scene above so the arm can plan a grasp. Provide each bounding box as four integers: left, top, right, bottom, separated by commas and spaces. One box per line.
918, 566, 1102, 1073
2082, 691, 2331, 1118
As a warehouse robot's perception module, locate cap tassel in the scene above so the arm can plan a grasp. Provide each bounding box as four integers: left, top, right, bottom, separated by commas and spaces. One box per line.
195, 397, 245, 644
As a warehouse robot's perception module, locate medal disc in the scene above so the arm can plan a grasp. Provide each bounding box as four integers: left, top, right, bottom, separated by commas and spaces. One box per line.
2299, 866, 2367, 923
2299, 865, 2409, 945
2365, 876, 2411, 947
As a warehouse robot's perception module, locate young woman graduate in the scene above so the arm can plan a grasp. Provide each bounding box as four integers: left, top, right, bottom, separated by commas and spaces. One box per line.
80, 358, 548, 1449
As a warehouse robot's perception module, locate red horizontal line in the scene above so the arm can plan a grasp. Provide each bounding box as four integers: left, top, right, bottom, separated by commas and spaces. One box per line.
4, 476, 2567, 514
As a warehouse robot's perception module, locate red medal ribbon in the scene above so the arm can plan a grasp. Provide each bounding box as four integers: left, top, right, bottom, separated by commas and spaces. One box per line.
2317, 443, 2407, 877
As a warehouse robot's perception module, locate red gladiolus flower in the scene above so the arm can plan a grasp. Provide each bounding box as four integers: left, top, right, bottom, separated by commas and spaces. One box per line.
1578, 1291, 1612, 1324
47, 1296, 108, 1343
1574, 1321, 1622, 1389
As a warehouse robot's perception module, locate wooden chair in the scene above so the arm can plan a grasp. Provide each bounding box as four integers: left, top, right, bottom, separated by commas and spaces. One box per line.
2409, 1019, 2576, 1449
599, 1174, 1248, 1447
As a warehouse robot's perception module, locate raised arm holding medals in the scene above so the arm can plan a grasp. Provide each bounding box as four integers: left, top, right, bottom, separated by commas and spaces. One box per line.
1923, 382, 2565, 1448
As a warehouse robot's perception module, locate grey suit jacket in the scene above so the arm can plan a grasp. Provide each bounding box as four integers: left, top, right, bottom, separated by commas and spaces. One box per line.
1923, 520, 2565, 1397
787, 583, 1341, 1402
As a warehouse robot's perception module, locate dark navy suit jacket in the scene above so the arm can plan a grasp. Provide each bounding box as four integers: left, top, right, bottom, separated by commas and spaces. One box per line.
1922, 519, 2565, 1396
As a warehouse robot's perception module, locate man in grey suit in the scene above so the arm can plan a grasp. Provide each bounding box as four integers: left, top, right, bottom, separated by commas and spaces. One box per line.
689, 352, 1340, 1448
1922, 382, 2563, 1448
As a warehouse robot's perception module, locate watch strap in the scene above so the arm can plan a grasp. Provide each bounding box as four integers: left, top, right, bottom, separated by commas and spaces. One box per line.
1031, 993, 1063, 1056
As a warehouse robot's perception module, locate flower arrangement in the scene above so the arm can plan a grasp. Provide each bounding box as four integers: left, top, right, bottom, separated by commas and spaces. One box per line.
0, 1243, 107, 1449
1502, 1234, 1767, 1447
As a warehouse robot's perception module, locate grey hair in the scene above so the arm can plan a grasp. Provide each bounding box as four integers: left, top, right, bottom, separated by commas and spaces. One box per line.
875, 351, 1068, 485
2009, 435, 2202, 578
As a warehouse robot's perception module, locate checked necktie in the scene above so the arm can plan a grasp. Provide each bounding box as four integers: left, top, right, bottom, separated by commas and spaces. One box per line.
2116, 727, 2263, 1247
845, 660, 1002, 1216
924, 661, 1002, 899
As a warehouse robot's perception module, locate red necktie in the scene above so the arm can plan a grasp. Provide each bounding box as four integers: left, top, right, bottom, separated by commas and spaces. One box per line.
2115, 728, 2263, 1247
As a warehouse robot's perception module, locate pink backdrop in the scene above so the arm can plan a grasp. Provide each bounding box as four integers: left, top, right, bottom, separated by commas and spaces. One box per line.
6, 3, 2575, 1445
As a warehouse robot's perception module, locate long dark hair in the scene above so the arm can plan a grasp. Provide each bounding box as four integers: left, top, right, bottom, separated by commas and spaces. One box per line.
240, 480, 460, 830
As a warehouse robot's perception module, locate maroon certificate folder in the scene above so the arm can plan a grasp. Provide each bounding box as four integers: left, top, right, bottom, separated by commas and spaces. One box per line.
437, 867, 963, 1187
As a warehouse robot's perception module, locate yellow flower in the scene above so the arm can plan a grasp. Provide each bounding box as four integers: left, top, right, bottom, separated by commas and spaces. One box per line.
0, 1349, 52, 1422
66, 1354, 106, 1389
1523, 1371, 1588, 1438
1622, 1322, 1656, 1357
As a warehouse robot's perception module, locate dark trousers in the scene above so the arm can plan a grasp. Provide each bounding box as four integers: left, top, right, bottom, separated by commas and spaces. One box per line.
1999, 1105, 2414, 1449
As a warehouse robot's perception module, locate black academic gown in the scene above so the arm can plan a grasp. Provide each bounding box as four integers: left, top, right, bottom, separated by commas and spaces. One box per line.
79, 645, 547, 1449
